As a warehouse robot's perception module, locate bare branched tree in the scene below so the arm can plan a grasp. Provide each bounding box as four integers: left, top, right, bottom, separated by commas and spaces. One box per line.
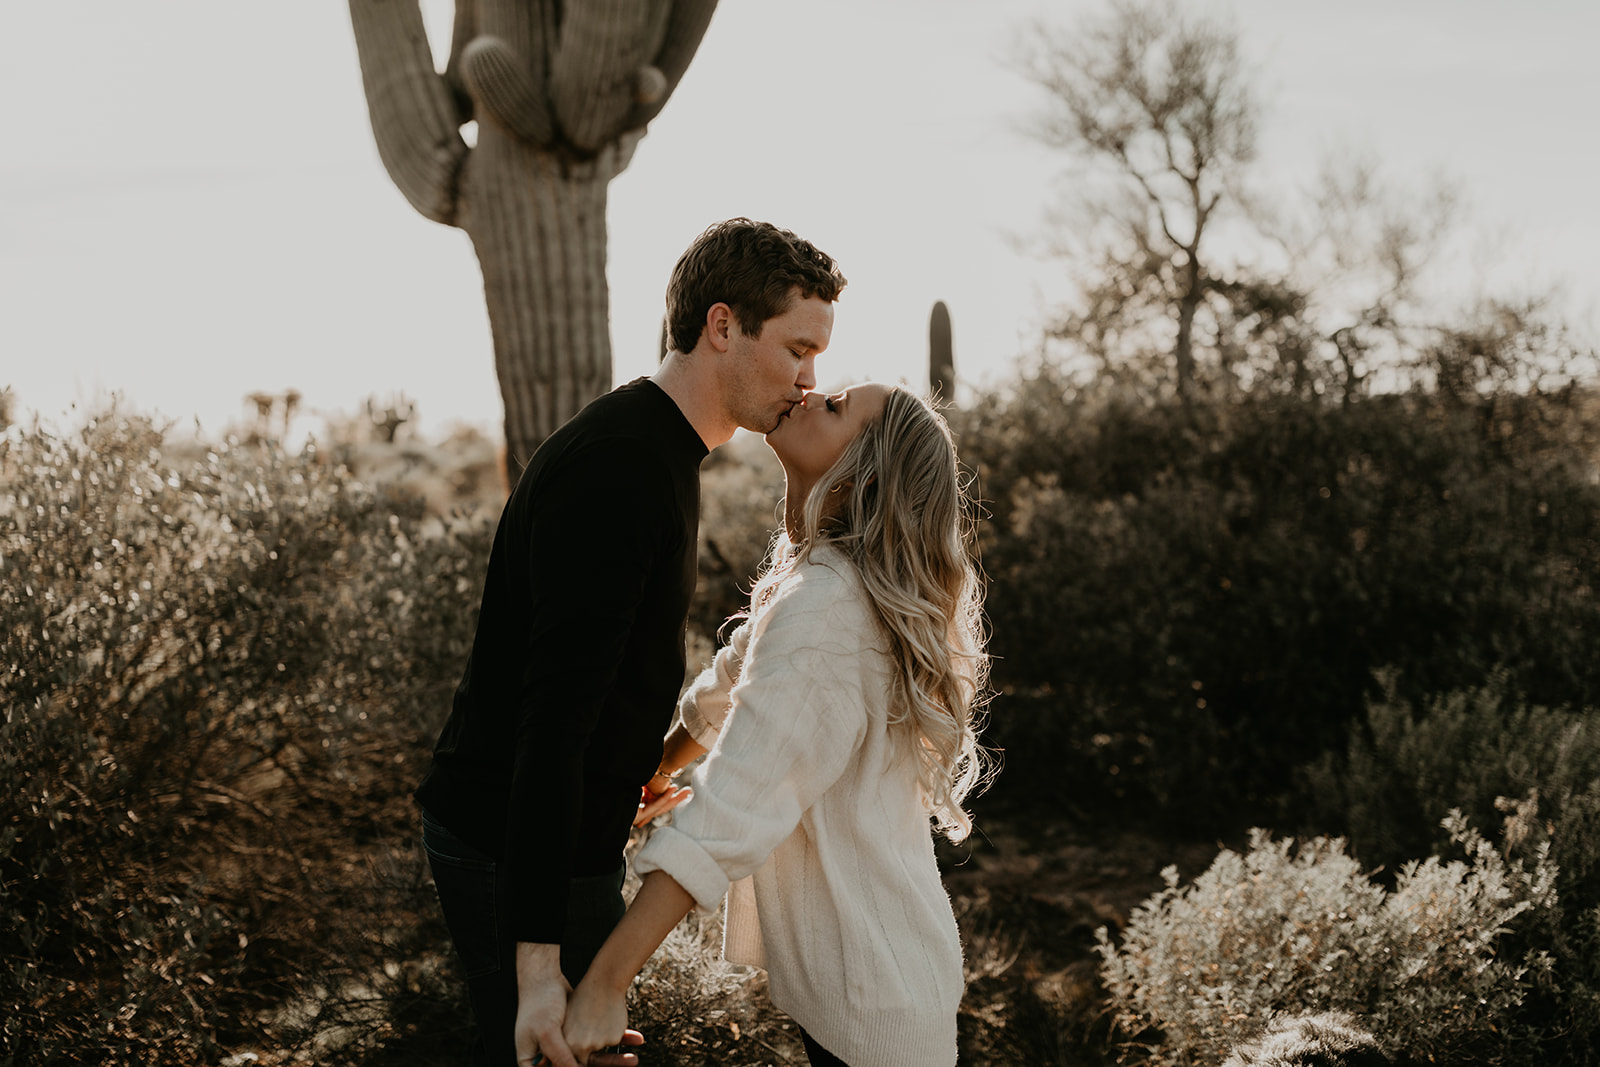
1287, 158, 1460, 404
1018, 2, 1583, 409
1022, 0, 1257, 400
349, 0, 718, 479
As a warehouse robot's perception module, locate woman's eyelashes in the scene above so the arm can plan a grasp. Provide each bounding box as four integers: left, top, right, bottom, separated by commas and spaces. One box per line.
824, 395, 838, 413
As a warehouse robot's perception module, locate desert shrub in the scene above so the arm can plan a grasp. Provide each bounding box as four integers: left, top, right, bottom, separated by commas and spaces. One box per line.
691, 433, 784, 642
1096, 814, 1560, 1066
0, 409, 492, 1064
618, 829, 799, 1067
1302, 673, 1600, 929
1300, 674, 1600, 1057
1218, 1011, 1388, 1067
955, 371, 1600, 823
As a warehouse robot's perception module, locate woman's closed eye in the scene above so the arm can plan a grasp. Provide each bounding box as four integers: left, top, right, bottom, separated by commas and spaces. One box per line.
824, 395, 838, 413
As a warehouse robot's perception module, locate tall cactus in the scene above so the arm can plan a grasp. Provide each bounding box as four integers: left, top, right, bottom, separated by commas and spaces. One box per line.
348, 0, 718, 480
929, 300, 955, 402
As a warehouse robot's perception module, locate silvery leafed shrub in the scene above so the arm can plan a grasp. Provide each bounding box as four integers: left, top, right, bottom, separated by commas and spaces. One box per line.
1096, 814, 1558, 1066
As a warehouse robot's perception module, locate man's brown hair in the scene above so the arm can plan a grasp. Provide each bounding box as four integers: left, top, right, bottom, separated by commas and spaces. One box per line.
665, 219, 846, 355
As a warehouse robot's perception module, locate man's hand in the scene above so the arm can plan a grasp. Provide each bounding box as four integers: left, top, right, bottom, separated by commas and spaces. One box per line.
564, 978, 643, 1066
514, 942, 577, 1067
633, 783, 692, 827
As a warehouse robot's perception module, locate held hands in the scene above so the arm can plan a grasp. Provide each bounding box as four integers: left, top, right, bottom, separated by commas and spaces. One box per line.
514, 947, 642, 1067
563, 980, 641, 1066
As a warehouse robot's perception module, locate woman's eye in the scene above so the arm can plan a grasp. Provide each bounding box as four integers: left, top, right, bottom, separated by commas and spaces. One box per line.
824, 396, 837, 412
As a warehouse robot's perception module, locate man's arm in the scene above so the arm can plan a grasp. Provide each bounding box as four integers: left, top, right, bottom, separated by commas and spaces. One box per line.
514, 942, 576, 1067
503, 444, 674, 943
502, 442, 675, 1063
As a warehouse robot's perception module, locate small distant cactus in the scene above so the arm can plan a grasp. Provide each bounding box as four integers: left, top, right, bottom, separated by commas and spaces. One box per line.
929, 300, 955, 402
243, 388, 305, 444
365, 393, 416, 444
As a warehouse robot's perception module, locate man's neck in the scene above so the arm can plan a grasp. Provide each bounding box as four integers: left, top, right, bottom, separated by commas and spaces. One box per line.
652, 353, 735, 451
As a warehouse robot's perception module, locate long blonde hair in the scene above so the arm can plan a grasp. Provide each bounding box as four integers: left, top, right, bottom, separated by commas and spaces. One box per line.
751, 388, 990, 841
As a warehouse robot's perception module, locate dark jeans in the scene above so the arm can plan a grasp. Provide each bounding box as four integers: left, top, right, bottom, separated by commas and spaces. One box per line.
421, 809, 626, 1067
800, 1027, 852, 1067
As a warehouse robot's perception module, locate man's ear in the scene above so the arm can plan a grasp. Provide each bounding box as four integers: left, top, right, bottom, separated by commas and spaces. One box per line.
705, 302, 735, 353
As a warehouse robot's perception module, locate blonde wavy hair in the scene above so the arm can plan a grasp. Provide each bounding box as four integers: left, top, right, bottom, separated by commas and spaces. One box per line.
751, 387, 990, 841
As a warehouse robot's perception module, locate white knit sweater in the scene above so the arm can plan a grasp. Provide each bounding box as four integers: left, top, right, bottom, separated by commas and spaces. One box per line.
634, 547, 963, 1067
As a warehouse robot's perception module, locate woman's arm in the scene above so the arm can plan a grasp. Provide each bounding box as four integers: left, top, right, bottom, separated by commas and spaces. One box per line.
562, 871, 696, 1063
659, 723, 710, 778
633, 725, 710, 826
677, 616, 755, 743
635, 618, 754, 826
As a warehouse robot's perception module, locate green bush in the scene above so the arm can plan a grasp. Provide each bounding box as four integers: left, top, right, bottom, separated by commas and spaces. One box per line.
1096, 814, 1560, 1066
1302, 673, 1600, 929
1299, 674, 1600, 1056
955, 372, 1600, 822
0, 410, 492, 1063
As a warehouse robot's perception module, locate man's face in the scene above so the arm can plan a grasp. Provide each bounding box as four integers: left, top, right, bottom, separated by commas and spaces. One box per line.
721, 292, 834, 434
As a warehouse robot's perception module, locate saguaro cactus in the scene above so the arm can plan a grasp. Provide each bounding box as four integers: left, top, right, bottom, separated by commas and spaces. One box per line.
348, 0, 718, 479
929, 300, 955, 402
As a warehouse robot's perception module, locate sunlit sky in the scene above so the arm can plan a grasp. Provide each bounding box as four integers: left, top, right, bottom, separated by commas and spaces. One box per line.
3, 1, 1596, 439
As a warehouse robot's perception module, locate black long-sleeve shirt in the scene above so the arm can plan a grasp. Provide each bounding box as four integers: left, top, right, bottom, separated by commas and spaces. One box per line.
415, 379, 707, 944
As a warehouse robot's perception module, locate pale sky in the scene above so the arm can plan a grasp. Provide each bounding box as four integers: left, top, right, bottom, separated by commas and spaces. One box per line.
2, 1, 1596, 438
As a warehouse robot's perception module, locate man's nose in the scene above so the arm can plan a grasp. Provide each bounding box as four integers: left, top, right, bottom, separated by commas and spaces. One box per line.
795, 354, 817, 392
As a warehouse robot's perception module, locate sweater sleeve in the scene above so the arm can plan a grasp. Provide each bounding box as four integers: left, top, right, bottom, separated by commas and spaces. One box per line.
637, 566, 871, 913
676, 616, 754, 748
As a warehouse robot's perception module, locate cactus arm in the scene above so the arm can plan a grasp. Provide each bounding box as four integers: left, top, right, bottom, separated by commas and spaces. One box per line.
628, 0, 718, 127
549, 0, 672, 153
929, 300, 955, 400
459, 0, 715, 154
461, 35, 557, 145
349, 0, 470, 226
443, 0, 479, 122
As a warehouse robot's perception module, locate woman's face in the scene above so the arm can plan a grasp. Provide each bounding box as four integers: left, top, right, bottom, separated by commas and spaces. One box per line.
765, 382, 891, 490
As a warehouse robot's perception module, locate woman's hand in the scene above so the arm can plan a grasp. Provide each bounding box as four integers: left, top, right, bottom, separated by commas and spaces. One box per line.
562, 979, 640, 1065
633, 782, 692, 827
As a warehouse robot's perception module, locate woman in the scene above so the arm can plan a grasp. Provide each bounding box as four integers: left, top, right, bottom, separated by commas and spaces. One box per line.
564, 383, 989, 1067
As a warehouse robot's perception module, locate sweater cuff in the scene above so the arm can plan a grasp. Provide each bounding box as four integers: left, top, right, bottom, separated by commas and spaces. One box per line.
677, 683, 725, 750
634, 825, 730, 916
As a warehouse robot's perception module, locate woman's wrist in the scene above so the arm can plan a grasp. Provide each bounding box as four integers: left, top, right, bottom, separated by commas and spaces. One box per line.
577, 946, 637, 998
642, 767, 678, 801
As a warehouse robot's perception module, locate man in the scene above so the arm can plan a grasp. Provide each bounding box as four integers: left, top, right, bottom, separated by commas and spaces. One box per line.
415, 218, 846, 1067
